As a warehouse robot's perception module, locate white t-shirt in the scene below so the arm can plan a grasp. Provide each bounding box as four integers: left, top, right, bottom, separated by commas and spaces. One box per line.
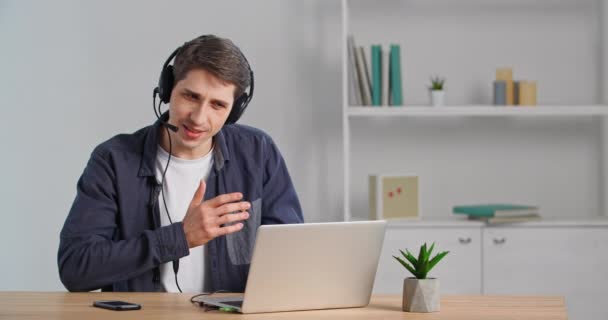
155, 145, 214, 293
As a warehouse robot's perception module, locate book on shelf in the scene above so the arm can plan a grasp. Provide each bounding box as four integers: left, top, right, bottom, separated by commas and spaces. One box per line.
371, 44, 382, 106
355, 46, 372, 105
347, 35, 362, 105
389, 44, 403, 106
467, 213, 541, 224
347, 35, 403, 107
382, 46, 390, 106
453, 204, 539, 217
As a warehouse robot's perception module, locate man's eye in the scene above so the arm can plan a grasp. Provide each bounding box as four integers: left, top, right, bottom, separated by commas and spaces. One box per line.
213, 103, 226, 109
184, 93, 197, 101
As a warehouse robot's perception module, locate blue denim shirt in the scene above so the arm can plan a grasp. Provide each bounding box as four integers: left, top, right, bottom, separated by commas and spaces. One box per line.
58, 115, 304, 292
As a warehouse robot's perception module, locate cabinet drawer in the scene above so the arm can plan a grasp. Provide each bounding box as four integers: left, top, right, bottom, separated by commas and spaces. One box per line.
483, 227, 608, 320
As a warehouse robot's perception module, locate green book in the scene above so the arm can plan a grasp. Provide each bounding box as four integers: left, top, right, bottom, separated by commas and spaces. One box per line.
389, 44, 403, 105
371, 45, 382, 106
467, 214, 541, 224
453, 204, 539, 217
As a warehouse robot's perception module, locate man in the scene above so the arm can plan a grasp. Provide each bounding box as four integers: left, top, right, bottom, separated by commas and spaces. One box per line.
58, 35, 304, 293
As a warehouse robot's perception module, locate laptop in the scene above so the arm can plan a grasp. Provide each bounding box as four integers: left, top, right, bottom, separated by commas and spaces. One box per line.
195, 220, 387, 314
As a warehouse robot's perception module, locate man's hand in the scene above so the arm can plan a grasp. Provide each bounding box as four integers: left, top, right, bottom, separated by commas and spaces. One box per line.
182, 180, 250, 248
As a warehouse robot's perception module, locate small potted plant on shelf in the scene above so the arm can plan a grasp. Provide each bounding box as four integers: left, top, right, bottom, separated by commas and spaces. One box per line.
393, 242, 449, 313
428, 76, 446, 106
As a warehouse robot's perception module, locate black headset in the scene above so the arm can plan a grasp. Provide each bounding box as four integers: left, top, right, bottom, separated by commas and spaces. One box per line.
153, 35, 255, 125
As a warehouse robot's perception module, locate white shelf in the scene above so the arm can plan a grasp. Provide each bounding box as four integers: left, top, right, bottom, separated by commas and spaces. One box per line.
347, 105, 608, 117
341, 0, 608, 223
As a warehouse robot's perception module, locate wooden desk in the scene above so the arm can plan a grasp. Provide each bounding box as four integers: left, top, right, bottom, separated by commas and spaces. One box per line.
0, 292, 567, 319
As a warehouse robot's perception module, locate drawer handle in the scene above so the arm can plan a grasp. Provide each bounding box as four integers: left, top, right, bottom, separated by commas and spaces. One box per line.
493, 237, 506, 245
458, 237, 472, 244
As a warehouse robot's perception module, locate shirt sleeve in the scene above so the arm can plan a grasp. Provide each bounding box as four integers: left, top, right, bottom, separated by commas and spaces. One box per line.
57, 147, 189, 292
260, 136, 304, 225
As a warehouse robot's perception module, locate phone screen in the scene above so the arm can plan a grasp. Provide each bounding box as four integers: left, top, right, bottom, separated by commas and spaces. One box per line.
102, 301, 133, 306
93, 300, 141, 311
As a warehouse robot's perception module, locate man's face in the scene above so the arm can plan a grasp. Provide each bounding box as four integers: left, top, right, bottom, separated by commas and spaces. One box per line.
166, 68, 236, 159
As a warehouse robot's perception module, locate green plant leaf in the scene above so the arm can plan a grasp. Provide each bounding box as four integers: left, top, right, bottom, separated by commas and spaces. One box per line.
405, 249, 416, 259
418, 243, 429, 278
421, 242, 435, 274
429, 75, 445, 90
401, 249, 418, 269
427, 251, 450, 275
427, 242, 435, 260
418, 243, 427, 264
393, 255, 410, 269
393, 255, 417, 277
420, 270, 428, 279
397, 243, 449, 279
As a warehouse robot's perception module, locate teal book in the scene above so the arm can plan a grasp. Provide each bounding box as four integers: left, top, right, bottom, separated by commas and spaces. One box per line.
467, 214, 541, 224
453, 204, 539, 217
371, 45, 382, 106
389, 44, 403, 105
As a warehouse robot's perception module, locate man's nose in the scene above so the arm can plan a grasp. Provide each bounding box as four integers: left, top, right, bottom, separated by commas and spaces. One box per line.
189, 103, 210, 125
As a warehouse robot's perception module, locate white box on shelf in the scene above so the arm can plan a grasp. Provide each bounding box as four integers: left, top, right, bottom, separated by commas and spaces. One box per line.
369, 174, 420, 220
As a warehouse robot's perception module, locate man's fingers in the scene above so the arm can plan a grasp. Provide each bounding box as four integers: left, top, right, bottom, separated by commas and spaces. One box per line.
206, 192, 243, 208
216, 223, 244, 237
190, 180, 206, 206
215, 201, 251, 216
217, 211, 250, 226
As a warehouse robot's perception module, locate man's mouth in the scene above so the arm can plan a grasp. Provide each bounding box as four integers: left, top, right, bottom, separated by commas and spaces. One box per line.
184, 125, 204, 133
182, 125, 206, 139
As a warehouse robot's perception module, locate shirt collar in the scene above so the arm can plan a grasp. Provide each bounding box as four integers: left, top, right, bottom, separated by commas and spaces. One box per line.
138, 112, 230, 177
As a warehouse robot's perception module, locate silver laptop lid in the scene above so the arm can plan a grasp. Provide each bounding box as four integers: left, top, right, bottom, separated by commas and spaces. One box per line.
241, 220, 386, 313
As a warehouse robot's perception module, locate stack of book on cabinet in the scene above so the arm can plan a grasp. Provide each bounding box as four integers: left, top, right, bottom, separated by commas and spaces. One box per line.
453, 204, 541, 224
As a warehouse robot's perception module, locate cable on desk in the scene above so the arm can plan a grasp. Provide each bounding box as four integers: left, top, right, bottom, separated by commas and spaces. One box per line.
190, 290, 233, 312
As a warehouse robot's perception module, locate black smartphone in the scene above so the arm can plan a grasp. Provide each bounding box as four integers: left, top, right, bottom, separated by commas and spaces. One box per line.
93, 300, 142, 311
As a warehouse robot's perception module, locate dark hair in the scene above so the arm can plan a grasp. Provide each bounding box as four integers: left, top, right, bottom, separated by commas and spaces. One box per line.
173, 35, 251, 98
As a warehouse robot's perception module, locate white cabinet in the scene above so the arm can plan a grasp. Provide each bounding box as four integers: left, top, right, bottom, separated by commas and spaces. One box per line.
374, 222, 608, 320
483, 226, 608, 320
373, 225, 482, 295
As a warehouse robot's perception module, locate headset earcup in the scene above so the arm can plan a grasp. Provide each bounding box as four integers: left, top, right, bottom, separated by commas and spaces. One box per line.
158, 65, 175, 103
226, 93, 249, 124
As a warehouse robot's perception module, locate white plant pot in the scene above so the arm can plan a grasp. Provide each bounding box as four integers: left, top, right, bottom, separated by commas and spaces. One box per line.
430, 90, 445, 106
402, 277, 440, 313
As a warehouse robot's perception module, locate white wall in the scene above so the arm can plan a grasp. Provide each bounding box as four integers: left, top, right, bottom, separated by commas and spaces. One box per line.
0, 0, 343, 291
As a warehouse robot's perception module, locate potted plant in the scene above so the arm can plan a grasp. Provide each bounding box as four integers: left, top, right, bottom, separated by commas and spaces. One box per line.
393, 242, 449, 312
428, 76, 446, 106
